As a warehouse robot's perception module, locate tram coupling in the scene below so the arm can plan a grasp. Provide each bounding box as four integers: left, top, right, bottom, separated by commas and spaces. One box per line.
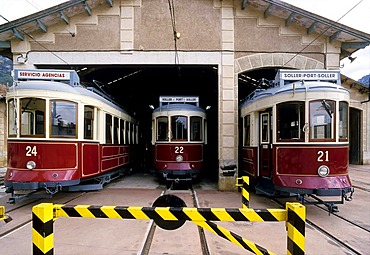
343, 187, 354, 201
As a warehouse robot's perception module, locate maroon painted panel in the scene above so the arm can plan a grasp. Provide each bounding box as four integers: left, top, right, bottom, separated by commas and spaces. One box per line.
5, 169, 78, 182
274, 145, 349, 175
155, 144, 203, 161
102, 146, 120, 157
8, 141, 77, 170
101, 157, 120, 171
274, 175, 352, 190
259, 145, 271, 177
82, 143, 99, 176
100, 145, 131, 171
241, 147, 258, 177
154, 143, 203, 171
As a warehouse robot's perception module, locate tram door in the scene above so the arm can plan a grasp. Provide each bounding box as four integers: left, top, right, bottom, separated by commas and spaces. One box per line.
259, 110, 272, 177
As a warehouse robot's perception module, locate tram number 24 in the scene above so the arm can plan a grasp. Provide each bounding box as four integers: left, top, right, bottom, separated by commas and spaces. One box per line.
317, 150, 329, 162
26, 146, 37, 156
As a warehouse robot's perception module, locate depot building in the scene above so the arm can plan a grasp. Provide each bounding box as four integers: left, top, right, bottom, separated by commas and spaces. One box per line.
0, 0, 369, 190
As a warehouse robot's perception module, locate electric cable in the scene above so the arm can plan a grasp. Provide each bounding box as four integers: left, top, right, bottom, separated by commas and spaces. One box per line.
283, 0, 364, 67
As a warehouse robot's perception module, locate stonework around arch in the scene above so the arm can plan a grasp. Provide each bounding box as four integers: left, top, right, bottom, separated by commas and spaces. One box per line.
235, 53, 325, 74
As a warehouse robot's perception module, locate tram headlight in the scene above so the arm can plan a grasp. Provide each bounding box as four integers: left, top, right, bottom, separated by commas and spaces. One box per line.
175, 155, 183, 162
318, 165, 330, 177
26, 161, 36, 170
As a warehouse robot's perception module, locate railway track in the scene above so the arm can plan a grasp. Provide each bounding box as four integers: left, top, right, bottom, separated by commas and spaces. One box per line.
0, 191, 88, 239
138, 182, 210, 255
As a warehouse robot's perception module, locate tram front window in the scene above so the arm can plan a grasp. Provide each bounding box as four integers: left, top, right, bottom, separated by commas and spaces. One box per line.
157, 117, 168, 141
277, 102, 304, 141
171, 116, 187, 141
8, 99, 17, 136
190, 116, 202, 141
20, 98, 46, 137
339, 101, 348, 141
310, 100, 335, 140
51, 100, 77, 138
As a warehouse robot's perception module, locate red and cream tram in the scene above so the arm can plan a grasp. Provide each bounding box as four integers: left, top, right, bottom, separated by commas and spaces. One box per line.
151, 96, 207, 182
240, 69, 353, 210
5, 69, 139, 202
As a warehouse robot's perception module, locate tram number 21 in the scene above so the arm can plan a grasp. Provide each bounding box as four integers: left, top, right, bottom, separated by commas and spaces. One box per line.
317, 150, 329, 162
26, 146, 37, 156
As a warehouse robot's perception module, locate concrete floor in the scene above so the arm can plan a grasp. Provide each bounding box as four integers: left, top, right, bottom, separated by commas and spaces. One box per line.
0, 165, 369, 255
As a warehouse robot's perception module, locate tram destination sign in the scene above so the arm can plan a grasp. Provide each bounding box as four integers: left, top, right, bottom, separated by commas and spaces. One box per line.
15, 69, 71, 81
279, 70, 340, 81
160, 96, 199, 103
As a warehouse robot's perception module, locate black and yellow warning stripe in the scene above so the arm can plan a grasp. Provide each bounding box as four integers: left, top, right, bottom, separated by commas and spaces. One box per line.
32, 203, 54, 255
236, 176, 250, 208
194, 220, 276, 255
32, 202, 305, 255
286, 203, 305, 255
0, 206, 5, 221
54, 204, 287, 222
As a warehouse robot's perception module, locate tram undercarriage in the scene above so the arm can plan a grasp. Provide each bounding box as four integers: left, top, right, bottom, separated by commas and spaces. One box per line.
254, 177, 354, 213
5, 167, 130, 204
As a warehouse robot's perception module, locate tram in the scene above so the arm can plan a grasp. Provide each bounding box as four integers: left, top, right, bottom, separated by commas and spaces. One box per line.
151, 96, 207, 182
4, 69, 139, 202
240, 69, 353, 211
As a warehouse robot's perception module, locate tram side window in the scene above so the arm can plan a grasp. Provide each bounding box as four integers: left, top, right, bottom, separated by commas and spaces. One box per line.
20, 98, 46, 137
130, 122, 134, 144
120, 119, 125, 145
157, 117, 168, 141
310, 100, 335, 140
105, 114, 112, 144
125, 121, 129, 144
277, 102, 304, 141
113, 117, 119, 145
171, 115, 187, 141
51, 100, 77, 138
339, 101, 348, 141
84, 106, 94, 139
190, 116, 202, 141
244, 115, 250, 146
8, 99, 17, 136
261, 113, 269, 143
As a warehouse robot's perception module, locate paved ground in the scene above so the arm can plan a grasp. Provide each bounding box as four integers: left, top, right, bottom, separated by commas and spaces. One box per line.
0, 164, 369, 254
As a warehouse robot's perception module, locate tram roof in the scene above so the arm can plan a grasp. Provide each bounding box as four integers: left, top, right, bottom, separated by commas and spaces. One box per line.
240, 78, 350, 108
153, 103, 205, 113
0, 0, 369, 59
9, 78, 129, 115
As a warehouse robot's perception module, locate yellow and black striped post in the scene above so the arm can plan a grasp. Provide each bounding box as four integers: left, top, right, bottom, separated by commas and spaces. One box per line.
0, 206, 5, 221
286, 202, 305, 255
0, 206, 12, 223
236, 176, 250, 208
32, 203, 54, 255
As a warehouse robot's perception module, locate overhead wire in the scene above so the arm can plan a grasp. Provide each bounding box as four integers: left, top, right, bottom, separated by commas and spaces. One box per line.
283, 0, 364, 67
168, 0, 179, 65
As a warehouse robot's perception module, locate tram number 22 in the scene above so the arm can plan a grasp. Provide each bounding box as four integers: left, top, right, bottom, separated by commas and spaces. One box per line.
317, 150, 329, 162
175, 146, 184, 154
26, 146, 37, 156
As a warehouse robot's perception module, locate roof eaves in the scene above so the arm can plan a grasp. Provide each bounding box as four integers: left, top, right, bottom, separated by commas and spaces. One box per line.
0, 0, 85, 34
